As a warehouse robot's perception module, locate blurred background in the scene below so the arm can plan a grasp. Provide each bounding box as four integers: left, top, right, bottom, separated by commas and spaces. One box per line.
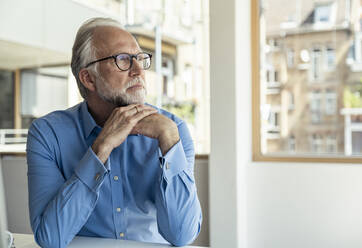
0, 0, 210, 246
0, 0, 210, 155
3, 0, 362, 247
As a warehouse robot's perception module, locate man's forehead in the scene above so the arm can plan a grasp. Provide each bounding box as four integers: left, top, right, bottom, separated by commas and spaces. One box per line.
92, 26, 141, 55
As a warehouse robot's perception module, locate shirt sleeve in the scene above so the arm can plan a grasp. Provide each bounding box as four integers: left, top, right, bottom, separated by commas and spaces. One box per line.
27, 120, 110, 248
154, 120, 203, 246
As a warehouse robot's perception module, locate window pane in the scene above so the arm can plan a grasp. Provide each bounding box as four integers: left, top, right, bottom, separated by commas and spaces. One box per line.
0, 71, 14, 129
260, 0, 362, 156
20, 67, 69, 128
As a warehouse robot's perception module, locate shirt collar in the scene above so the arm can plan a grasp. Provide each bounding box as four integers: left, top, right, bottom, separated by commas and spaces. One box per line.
80, 101, 99, 138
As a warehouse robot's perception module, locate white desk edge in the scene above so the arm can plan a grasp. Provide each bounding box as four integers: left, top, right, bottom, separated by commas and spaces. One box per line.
13, 233, 209, 248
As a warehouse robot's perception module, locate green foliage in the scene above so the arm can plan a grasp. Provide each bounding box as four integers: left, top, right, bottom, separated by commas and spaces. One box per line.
163, 101, 196, 124
344, 85, 362, 108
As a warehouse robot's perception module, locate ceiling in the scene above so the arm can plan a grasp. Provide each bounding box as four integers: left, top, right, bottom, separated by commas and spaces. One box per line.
0, 39, 70, 71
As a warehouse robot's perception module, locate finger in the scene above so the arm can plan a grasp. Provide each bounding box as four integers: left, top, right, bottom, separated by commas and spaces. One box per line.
116, 104, 140, 118
124, 104, 156, 117
116, 104, 140, 113
132, 108, 158, 123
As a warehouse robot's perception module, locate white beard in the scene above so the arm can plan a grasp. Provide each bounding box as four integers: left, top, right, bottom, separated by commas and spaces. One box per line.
95, 76, 146, 107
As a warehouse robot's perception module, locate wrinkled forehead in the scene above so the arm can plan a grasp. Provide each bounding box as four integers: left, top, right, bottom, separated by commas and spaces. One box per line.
92, 26, 141, 57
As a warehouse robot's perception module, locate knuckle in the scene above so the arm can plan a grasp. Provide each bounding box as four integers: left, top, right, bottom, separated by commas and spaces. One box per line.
125, 116, 135, 124
125, 117, 132, 124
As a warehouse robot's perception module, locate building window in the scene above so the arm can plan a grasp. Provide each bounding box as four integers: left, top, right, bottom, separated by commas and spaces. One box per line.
311, 134, 323, 152
311, 48, 322, 81
314, 3, 333, 24
287, 49, 294, 67
325, 89, 337, 115
288, 91, 295, 110
326, 47, 335, 69
310, 90, 322, 123
288, 135, 296, 152
269, 39, 281, 50
266, 67, 279, 83
268, 110, 279, 128
326, 134, 337, 153
161, 58, 175, 98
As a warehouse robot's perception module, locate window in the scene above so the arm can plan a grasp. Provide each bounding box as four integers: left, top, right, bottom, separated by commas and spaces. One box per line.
265, 107, 281, 139
287, 49, 295, 67
314, 3, 334, 24
352, 33, 362, 63
21, 67, 69, 128
266, 67, 279, 83
0, 71, 14, 129
311, 48, 322, 81
326, 47, 335, 69
288, 135, 296, 152
269, 39, 281, 50
326, 134, 337, 153
325, 90, 337, 115
268, 110, 279, 128
288, 91, 295, 110
311, 134, 323, 152
310, 91, 322, 123
253, 0, 362, 161
161, 58, 174, 98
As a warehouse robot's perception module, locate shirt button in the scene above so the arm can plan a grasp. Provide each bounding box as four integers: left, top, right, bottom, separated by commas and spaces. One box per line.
116, 208, 121, 212
113, 176, 119, 181
119, 232, 125, 237
166, 162, 170, 170
94, 173, 101, 181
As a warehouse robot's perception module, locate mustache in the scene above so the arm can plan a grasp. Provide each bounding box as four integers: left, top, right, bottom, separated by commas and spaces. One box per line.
126, 77, 145, 89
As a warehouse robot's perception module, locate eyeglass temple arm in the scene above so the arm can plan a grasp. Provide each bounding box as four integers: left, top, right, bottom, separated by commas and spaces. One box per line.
85, 55, 115, 68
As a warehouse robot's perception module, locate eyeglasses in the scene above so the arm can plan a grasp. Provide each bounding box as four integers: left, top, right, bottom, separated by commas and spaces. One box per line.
85, 52, 152, 71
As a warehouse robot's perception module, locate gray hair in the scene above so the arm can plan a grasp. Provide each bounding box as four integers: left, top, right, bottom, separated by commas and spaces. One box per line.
71, 17, 123, 99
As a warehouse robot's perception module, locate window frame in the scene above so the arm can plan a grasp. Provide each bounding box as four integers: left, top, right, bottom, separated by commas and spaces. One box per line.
251, 0, 362, 163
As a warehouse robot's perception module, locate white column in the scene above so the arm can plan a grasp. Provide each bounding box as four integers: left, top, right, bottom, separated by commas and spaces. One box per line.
345, 113, 352, 155
209, 0, 249, 247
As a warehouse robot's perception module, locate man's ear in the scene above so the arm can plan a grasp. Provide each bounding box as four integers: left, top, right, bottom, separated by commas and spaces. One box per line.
79, 69, 96, 92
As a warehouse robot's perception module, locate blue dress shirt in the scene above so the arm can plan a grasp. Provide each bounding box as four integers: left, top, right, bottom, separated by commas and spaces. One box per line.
26, 101, 202, 248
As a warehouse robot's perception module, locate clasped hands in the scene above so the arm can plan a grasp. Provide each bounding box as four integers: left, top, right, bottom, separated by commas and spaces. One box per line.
92, 104, 180, 163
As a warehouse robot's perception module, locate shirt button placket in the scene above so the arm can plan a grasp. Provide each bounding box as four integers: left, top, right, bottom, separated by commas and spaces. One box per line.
112, 173, 124, 238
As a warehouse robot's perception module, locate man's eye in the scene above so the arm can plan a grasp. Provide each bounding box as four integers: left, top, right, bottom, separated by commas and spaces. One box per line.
117, 54, 130, 61
137, 55, 148, 61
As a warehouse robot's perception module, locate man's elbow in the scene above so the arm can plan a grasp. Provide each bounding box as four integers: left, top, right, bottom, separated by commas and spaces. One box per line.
169, 222, 202, 247
34, 228, 63, 248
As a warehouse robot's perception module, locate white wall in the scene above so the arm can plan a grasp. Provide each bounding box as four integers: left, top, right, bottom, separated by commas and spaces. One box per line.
248, 163, 362, 248
209, 0, 362, 248
0, 0, 110, 54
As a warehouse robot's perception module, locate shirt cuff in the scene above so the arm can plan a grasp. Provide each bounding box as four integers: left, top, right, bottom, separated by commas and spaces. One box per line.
74, 147, 110, 192
158, 140, 188, 181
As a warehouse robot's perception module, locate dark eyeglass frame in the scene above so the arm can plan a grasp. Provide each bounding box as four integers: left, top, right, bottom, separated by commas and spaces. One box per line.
85, 52, 152, 71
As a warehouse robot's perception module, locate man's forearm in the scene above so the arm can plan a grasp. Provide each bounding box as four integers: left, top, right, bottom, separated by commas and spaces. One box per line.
158, 130, 180, 156
92, 140, 112, 164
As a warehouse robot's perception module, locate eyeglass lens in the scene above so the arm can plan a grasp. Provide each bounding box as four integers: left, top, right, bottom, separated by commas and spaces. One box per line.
116, 53, 151, 70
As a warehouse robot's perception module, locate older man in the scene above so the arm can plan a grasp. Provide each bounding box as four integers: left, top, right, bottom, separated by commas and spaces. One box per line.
27, 17, 202, 248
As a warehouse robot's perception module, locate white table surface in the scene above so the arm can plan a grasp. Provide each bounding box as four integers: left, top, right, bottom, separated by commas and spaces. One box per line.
12, 233, 208, 248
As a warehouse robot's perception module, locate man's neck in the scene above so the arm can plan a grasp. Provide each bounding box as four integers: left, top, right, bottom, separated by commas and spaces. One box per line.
86, 95, 115, 127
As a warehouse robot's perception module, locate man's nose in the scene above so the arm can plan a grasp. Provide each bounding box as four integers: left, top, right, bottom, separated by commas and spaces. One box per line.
129, 58, 142, 76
